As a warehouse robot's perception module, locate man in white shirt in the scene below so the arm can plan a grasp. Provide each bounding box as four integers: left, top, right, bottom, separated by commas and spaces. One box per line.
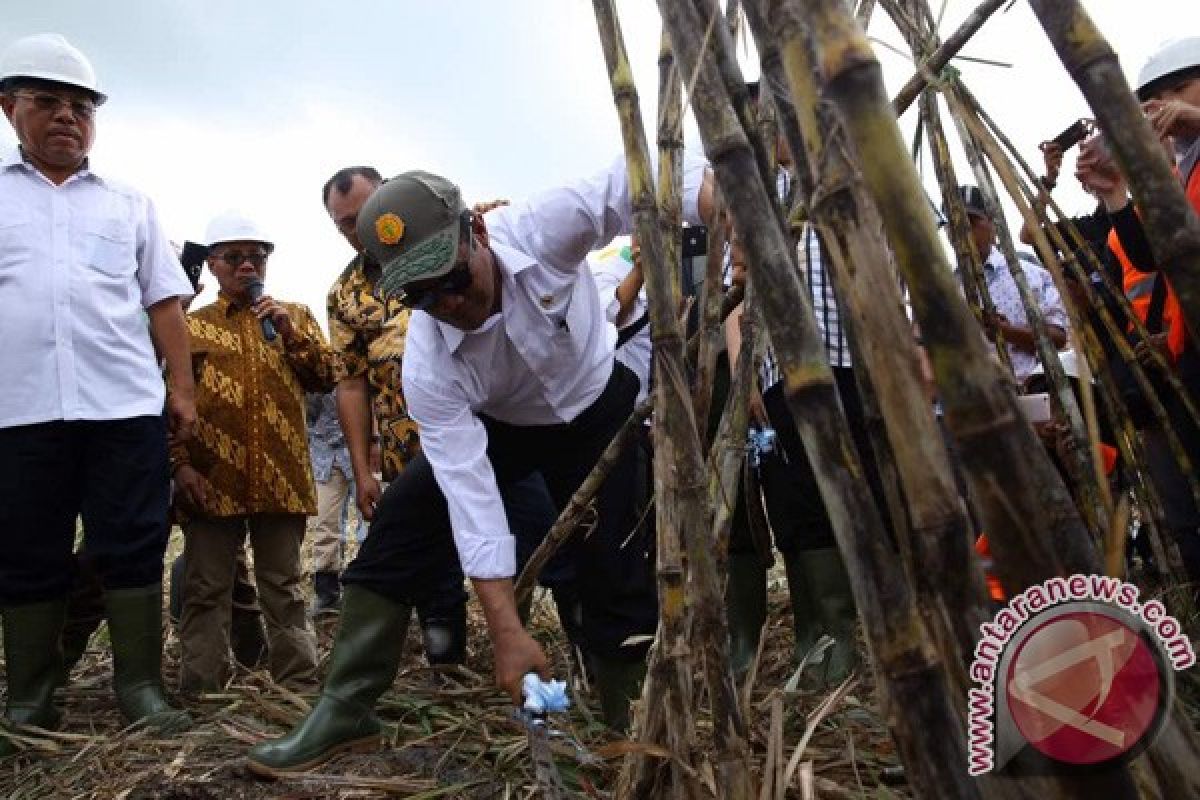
959, 185, 1068, 385
0, 33, 195, 754
248, 158, 708, 775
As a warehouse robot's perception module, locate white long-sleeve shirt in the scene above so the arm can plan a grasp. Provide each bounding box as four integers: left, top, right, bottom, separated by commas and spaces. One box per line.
0, 147, 194, 428
403, 154, 705, 579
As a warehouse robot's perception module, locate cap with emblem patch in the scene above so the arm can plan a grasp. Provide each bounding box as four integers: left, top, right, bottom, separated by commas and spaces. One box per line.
357, 170, 467, 299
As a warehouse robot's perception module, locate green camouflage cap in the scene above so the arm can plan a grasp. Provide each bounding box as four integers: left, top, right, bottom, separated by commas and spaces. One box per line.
357, 170, 466, 299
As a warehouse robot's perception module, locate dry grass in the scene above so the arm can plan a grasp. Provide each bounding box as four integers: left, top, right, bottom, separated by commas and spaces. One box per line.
0, 535, 907, 799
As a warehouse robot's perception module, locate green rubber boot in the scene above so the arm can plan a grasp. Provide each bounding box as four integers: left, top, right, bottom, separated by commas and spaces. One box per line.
1, 600, 67, 758
799, 548, 860, 688
245, 586, 412, 777
593, 657, 646, 734
103, 585, 192, 734
781, 549, 822, 667
725, 552, 767, 678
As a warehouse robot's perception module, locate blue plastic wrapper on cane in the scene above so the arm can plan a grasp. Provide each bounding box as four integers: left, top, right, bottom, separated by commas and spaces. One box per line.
522, 673, 570, 714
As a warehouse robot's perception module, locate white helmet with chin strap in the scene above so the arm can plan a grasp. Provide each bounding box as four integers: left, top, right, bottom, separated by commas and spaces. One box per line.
1136, 37, 1200, 101
204, 211, 275, 253
0, 33, 106, 105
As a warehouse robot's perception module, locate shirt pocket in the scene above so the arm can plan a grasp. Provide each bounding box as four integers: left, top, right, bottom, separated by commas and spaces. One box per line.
80, 214, 136, 278
0, 204, 31, 280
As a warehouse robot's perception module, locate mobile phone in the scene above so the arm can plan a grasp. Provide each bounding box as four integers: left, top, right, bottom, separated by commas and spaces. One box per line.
1047, 119, 1092, 152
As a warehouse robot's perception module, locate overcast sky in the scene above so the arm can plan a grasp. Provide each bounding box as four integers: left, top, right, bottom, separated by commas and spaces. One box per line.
2, 1, 1185, 325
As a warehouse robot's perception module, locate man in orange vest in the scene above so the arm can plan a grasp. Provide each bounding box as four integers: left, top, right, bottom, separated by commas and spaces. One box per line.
1076, 37, 1200, 587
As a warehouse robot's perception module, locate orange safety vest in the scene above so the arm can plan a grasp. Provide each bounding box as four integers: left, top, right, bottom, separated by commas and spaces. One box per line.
1107, 162, 1200, 362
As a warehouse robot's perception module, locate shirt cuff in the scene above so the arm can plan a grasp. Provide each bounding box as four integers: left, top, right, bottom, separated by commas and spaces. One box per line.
454, 529, 517, 580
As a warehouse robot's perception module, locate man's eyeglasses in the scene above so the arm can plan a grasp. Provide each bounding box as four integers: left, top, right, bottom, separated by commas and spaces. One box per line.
217, 250, 269, 269
13, 90, 96, 121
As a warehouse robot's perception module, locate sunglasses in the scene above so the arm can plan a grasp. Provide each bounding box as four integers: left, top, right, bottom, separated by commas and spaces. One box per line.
399, 261, 473, 310
13, 90, 96, 121
398, 214, 476, 310
217, 250, 269, 268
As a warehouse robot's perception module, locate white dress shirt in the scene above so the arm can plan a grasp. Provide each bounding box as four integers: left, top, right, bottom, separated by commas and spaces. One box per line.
0, 148, 193, 428
403, 154, 706, 579
981, 246, 1068, 382
589, 238, 651, 404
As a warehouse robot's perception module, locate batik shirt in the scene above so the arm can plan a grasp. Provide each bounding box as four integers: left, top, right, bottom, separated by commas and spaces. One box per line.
171, 293, 340, 516
326, 254, 420, 481
306, 390, 353, 483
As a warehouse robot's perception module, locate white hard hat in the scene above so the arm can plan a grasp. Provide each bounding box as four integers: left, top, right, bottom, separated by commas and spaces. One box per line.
0, 33, 106, 105
204, 211, 275, 252
1136, 37, 1200, 101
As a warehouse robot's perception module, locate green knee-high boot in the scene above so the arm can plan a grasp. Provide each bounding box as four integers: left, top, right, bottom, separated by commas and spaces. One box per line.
103, 585, 192, 734
799, 548, 860, 687
725, 552, 768, 678
1, 601, 66, 758
781, 550, 822, 667
246, 585, 413, 777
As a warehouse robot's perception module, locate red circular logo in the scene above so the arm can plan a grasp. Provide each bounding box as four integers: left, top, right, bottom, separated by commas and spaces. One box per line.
1005, 610, 1161, 765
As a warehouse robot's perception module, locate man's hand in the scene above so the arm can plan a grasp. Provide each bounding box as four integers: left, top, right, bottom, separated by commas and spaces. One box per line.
473, 577, 550, 705
166, 385, 197, 444
492, 626, 551, 705
981, 310, 1010, 342
356, 473, 383, 521
472, 199, 511, 215
251, 295, 295, 342
1074, 136, 1127, 208
174, 465, 209, 511
1144, 98, 1200, 140
1135, 332, 1171, 370
1038, 140, 1064, 188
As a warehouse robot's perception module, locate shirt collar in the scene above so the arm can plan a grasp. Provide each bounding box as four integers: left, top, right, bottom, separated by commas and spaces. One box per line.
0, 145, 101, 185
435, 240, 537, 353
216, 291, 252, 317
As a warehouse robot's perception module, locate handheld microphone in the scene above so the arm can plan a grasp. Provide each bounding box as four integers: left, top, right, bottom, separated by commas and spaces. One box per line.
242, 278, 277, 342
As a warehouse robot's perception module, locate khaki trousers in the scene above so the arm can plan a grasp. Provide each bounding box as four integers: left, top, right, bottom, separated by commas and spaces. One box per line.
179, 513, 317, 692
308, 466, 352, 574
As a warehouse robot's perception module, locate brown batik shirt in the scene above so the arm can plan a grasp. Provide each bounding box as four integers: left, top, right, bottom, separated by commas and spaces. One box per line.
171, 293, 341, 517
326, 254, 420, 482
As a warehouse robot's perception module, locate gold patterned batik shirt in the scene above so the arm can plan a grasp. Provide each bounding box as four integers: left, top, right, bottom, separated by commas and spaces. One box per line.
172, 293, 342, 517
327, 254, 420, 481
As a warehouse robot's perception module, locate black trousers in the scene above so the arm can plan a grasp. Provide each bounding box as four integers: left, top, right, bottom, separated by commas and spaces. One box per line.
343, 363, 655, 660
0, 416, 171, 605
743, 367, 887, 554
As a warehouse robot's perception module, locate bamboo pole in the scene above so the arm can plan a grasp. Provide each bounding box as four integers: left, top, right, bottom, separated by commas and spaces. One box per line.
592, 4, 754, 798
667, 2, 979, 797
1027, 0, 1200, 347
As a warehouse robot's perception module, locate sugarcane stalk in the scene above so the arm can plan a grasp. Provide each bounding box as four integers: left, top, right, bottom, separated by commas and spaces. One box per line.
592, 5, 754, 799
890, 0, 1007, 115
670, 2, 979, 798
800, 0, 1099, 594
804, 2, 1200, 795
1027, 0, 1200, 348
755, 0, 985, 673
514, 399, 651, 604
967, 92, 1200, 508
